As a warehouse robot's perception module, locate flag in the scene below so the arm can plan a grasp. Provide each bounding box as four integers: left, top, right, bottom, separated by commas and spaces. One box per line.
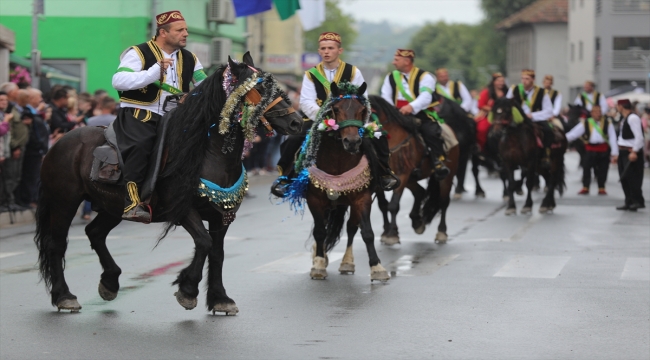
298, 0, 325, 31
233, 0, 272, 17
273, 0, 301, 20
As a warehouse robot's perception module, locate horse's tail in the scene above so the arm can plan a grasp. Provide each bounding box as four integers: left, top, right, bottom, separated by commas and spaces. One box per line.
324, 205, 348, 252
556, 152, 566, 196
34, 187, 53, 291
422, 177, 441, 225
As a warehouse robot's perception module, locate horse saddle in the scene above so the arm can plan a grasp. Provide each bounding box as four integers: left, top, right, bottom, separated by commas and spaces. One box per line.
533, 122, 564, 149
408, 116, 458, 153
90, 109, 172, 201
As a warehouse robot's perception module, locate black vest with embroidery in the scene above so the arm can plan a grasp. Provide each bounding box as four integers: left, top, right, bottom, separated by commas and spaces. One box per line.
547, 89, 558, 104
438, 80, 461, 102
582, 116, 610, 143
388, 68, 428, 103
308, 63, 354, 105
580, 91, 600, 108
511, 85, 544, 112
118, 40, 196, 106
621, 114, 636, 140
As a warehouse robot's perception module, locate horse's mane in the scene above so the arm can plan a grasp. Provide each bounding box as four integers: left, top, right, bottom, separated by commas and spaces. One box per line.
160, 65, 228, 229
368, 95, 418, 135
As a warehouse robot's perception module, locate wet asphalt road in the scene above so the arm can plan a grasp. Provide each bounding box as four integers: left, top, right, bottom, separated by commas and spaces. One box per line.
1, 152, 648, 360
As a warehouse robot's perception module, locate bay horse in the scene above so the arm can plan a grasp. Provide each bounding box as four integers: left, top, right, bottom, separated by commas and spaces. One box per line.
288, 82, 389, 281
34, 53, 303, 314
370, 95, 459, 245
491, 98, 566, 215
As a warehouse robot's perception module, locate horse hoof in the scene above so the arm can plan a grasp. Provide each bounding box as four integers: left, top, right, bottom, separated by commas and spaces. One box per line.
98, 281, 118, 301
503, 196, 510, 202
310, 256, 328, 279
311, 243, 329, 267
414, 224, 426, 235
539, 207, 548, 214
533, 186, 540, 192
476, 192, 486, 199
435, 232, 448, 244
452, 193, 462, 200
212, 303, 239, 316
520, 207, 532, 215
339, 262, 355, 274
174, 291, 197, 310
56, 298, 82, 312
380, 235, 400, 246
370, 264, 390, 282
516, 190, 524, 196
505, 208, 516, 216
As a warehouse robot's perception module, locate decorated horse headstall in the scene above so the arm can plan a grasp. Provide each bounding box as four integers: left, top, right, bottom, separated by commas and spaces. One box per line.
489, 106, 525, 126
216, 62, 292, 154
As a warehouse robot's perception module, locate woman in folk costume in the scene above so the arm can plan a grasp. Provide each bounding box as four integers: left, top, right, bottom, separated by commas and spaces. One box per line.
475, 72, 508, 152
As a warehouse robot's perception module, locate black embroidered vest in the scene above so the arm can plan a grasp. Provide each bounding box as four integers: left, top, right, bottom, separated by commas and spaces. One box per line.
621, 114, 635, 140
118, 40, 196, 106
511, 85, 544, 112
582, 116, 610, 143
579, 91, 601, 108
547, 89, 558, 104
308, 62, 355, 106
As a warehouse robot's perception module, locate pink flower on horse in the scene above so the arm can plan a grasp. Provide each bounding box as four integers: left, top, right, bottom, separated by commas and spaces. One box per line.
318, 118, 339, 132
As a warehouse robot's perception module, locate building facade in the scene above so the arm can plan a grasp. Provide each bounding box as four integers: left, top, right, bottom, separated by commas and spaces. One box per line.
569, 0, 650, 97
0, 0, 249, 97
497, 0, 569, 104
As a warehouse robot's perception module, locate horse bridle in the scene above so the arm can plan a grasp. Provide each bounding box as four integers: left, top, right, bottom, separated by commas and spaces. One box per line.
245, 88, 295, 133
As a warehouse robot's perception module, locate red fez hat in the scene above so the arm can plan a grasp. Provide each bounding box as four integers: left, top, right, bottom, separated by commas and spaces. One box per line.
319, 32, 341, 44
617, 99, 631, 106
395, 49, 415, 59
156, 10, 185, 27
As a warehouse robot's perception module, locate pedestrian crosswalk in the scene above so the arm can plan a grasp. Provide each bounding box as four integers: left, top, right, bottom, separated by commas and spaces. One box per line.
250, 252, 650, 281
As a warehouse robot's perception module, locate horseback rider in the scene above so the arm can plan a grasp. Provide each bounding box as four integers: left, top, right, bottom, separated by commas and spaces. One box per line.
435, 68, 473, 114
542, 75, 562, 119
380, 49, 450, 181
505, 69, 555, 168
574, 81, 608, 113
271, 32, 398, 197
112, 10, 207, 223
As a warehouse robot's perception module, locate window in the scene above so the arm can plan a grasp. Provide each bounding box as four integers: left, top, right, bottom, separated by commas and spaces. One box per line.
612, 0, 650, 13
595, 37, 601, 66
571, 43, 575, 62
612, 37, 650, 69
596, 0, 602, 14
613, 37, 650, 50
579, 41, 583, 61
41, 60, 86, 92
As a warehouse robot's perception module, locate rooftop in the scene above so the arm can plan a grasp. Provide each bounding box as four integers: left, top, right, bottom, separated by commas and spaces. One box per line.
496, 0, 568, 30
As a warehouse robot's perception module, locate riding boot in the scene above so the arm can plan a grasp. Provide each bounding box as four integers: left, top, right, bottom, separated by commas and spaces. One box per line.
122, 181, 152, 223
431, 153, 450, 181
372, 136, 400, 191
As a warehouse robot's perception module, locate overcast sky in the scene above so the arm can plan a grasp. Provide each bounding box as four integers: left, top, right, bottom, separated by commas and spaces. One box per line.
338, 0, 484, 25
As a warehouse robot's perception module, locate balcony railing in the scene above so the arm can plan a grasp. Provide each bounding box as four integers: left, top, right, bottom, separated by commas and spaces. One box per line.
612, 0, 650, 13
612, 50, 650, 69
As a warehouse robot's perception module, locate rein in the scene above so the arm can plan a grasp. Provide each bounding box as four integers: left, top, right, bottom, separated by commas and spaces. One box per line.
244, 88, 294, 133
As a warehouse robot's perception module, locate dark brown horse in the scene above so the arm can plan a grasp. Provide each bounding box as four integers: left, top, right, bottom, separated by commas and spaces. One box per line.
370, 96, 460, 245
34, 53, 303, 314
293, 82, 389, 281
491, 98, 566, 215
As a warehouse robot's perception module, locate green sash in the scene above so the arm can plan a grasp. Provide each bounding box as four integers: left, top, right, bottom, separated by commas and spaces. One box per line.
436, 83, 461, 103
392, 71, 444, 124
116, 67, 183, 95
308, 68, 331, 92
587, 117, 607, 142
581, 92, 594, 105
517, 84, 532, 110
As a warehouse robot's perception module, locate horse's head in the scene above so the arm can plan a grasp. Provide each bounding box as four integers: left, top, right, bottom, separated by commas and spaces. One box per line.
491, 98, 527, 128
225, 52, 303, 136
328, 81, 369, 153
567, 104, 588, 125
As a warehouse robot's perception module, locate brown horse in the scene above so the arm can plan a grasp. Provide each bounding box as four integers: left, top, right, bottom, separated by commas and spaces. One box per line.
292, 82, 389, 281
34, 53, 303, 314
370, 96, 459, 245
491, 98, 566, 215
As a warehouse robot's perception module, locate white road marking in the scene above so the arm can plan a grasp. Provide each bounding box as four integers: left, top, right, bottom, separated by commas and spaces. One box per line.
251, 252, 344, 274
621, 257, 650, 281
494, 255, 570, 279
0, 252, 25, 259
388, 254, 459, 277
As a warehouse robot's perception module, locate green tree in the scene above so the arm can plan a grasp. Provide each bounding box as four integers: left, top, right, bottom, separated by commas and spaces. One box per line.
304, 0, 357, 57
480, 0, 537, 23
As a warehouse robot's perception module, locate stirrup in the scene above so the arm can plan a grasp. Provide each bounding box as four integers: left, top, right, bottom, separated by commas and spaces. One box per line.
433, 156, 450, 181
122, 204, 152, 224
270, 176, 291, 198
381, 174, 400, 191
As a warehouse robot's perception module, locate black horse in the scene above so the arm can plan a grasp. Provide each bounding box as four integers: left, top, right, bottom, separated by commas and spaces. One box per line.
491, 98, 567, 215
34, 53, 303, 314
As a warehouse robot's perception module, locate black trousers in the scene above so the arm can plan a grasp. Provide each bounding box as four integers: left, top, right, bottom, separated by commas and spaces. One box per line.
534, 121, 554, 149
276, 120, 392, 177
418, 117, 445, 157
113, 107, 161, 188
618, 149, 645, 206
582, 150, 610, 188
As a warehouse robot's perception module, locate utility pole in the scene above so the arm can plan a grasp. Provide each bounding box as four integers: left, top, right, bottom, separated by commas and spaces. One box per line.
31, 0, 43, 89
151, 0, 159, 38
